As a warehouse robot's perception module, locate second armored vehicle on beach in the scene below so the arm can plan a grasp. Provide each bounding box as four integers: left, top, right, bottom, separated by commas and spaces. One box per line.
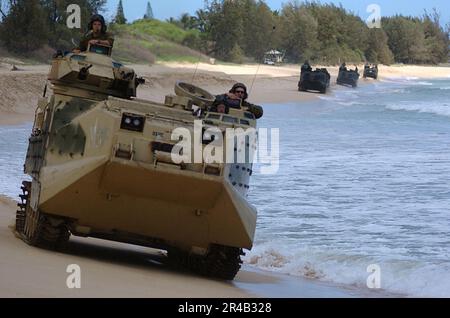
337, 65, 360, 88
298, 65, 331, 94
16, 44, 262, 280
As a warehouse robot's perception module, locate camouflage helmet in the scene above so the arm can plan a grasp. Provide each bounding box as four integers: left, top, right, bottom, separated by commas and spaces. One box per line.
88, 14, 107, 33
230, 83, 248, 100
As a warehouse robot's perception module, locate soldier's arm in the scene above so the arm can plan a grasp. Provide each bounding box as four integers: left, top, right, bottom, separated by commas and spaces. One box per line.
78, 37, 89, 52
107, 33, 115, 47
93, 33, 114, 47
242, 101, 264, 119
77, 31, 94, 52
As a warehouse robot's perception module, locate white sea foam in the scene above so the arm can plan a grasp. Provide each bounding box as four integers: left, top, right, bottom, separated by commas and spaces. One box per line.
0, 124, 31, 199
382, 78, 433, 86
386, 101, 450, 117
337, 101, 363, 106
416, 81, 433, 86
245, 242, 450, 297
404, 76, 419, 80
317, 95, 338, 102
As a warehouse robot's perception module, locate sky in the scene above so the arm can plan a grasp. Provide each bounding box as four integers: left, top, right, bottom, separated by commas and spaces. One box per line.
105, 0, 450, 26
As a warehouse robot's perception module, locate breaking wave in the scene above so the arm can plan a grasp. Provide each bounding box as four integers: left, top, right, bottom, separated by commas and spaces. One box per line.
381, 78, 434, 86
386, 101, 450, 117
244, 242, 450, 297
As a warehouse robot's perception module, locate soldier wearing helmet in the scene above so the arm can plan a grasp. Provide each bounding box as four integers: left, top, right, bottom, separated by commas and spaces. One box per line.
210, 83, 263, 119
74, 14, 114, 52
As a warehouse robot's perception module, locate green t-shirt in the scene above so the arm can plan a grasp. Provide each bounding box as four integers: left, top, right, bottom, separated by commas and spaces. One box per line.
77, 31, 115, 52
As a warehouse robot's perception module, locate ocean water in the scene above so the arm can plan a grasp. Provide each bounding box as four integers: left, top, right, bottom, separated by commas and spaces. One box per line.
1, 78, 450, 297
0, 123, 31, 198
246, 78, 450, 297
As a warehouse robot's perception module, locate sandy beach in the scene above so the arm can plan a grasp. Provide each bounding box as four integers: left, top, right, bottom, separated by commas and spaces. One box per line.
0, 195, 387, 298
1, 61, 449, 125
0, 61, 449, 297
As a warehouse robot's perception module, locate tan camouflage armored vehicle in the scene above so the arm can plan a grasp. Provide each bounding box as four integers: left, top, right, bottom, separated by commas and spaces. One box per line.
16, 44, 263, 280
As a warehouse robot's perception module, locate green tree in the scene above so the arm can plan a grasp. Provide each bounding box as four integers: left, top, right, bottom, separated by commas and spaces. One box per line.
179, 12, 198, 30
115, 0, 127, 24
0, 0, 48, 53
422, 10, 448, 64
144, 1, 153, 20
241, 0, 276, 61
365, 28, 394, 64
207, 0, 244, 61
383, 16, 428, 64
229, 43, 244, 63
194, 9, 210, 33
302, 2, 368, 63
198, 0, 446, 65
278, 2, 319, 62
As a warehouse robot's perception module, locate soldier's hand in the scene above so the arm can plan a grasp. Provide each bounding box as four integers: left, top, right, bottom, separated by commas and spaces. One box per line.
217, 104, 226, 113
227, 93, 239, 100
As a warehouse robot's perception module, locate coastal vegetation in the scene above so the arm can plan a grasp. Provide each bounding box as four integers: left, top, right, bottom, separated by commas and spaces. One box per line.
0, 0, 448, 65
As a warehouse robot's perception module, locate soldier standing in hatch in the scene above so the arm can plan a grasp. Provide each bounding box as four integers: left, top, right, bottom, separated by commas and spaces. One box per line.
210, 83, 263, 119
301, 60, 312, 73
74, 14, 114, 53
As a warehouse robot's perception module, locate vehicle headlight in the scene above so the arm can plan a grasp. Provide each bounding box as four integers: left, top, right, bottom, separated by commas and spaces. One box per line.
121, 113, 145, 132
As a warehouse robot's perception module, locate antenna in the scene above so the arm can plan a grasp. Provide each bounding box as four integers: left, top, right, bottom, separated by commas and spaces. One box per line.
190, 12, 205, 85
249, 25, 277, 95
191, 56, 201, 85
0, 8, 6, 19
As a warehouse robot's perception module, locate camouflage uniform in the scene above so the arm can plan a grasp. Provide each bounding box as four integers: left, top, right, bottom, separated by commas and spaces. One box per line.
77, 30, 115, 52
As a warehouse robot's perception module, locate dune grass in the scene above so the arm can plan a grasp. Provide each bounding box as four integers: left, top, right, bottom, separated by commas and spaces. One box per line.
110, 19, 208, 64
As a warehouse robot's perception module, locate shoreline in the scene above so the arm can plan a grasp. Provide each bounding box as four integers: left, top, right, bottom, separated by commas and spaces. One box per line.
0, 195, 390, 298
0, 62, 449, 126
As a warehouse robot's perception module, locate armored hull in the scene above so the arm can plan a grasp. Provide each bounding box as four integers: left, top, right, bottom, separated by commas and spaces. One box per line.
363, 66, 378, 79
337, 69, 360, 88
17, 46, 261, 280
298, 68, 331, 94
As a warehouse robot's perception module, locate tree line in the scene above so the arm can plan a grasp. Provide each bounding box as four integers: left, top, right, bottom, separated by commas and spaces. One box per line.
0, 0, 448, 65
171, 0, 449, 65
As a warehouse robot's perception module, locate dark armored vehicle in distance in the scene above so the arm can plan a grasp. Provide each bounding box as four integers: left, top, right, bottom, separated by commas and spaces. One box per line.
363, 64, 378, 80
298, 62, 331, 94
337, 64, 360, 88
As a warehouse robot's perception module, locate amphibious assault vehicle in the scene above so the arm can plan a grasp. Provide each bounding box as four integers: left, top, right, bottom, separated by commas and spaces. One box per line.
16, 44, 262, 280
363, 64, 378, 80
298, 66, 331, 94
337, 66, 360, 88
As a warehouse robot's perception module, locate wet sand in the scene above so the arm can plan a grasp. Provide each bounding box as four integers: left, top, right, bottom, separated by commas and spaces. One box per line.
0, 195, 386, 298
